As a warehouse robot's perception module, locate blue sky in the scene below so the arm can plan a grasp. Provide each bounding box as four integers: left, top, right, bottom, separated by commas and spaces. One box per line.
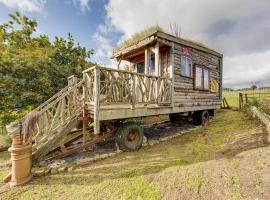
0, 0, 120, 64
1, 0, 270, 88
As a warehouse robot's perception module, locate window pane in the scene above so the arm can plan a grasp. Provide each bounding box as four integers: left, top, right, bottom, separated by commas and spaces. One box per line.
195, 67, 202, 88
137, 62, 144, 73
180, 57, 186, 76
180, 56, 192, 77
204, 69, 209, 89
149, 56, 155, 75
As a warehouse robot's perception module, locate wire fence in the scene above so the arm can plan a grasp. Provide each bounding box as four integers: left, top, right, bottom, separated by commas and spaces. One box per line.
239, 92, 270, 110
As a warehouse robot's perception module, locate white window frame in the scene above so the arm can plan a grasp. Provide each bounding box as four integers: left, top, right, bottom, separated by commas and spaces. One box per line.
180, 56, 192, 78
195, 65, 210, 90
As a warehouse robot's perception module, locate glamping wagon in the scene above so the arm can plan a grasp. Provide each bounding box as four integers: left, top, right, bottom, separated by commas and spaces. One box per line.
7, 29, 223, 161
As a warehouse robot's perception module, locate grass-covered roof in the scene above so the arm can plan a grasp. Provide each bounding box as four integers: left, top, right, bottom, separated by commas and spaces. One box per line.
113, 25, 163, 53
113, 25, 214, 54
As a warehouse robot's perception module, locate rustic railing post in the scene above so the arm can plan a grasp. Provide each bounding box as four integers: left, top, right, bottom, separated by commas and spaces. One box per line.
81, 72, 87, 142
82, 72, 88, 104
68, 75, 77, 103
156, 77, 160, 105
131, 74, 136, 109
94, 66, 100, 134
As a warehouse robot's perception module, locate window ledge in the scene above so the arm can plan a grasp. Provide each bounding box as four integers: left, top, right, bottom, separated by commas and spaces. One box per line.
194, 87, 210, 92
180, 74, 193, 79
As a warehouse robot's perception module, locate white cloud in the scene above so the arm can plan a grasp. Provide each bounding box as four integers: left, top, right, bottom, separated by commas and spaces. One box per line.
71, 0, 91, 13
92, 32, 113, 62
224, 51, 270, 88
0, 0, 45, 12
100, 0, 270, 87
105, 0, 270, 55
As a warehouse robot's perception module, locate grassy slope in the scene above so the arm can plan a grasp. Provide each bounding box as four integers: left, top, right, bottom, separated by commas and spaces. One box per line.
1, 109, 270, 199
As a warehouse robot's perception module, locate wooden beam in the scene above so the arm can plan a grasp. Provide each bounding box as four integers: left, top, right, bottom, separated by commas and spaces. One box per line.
145, 48, 149, 74
156, 32, 223, 58
170, 42, 175, 107
117, 58, 122, 70
154, 42, 160, 76
112, 35, 156, 59
128, 54, 145, 64
94, 67, 100, 134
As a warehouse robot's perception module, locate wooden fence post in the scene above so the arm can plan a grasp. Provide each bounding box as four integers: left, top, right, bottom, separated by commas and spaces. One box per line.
239, 93, 243, 110
245, 93, 248, 104
94, 66, 100, 135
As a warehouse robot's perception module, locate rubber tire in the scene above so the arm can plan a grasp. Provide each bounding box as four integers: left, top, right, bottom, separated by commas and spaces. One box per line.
201, 111, 210, 126
193, 111, 210, 126
169, 113, 180, 123
192, 111, 201, 125
116, 123, 144, 151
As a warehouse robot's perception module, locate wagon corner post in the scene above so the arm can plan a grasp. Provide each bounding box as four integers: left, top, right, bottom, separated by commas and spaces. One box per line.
94, 66, 100, 135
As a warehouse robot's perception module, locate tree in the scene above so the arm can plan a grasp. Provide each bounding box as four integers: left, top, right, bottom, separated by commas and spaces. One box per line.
0, 12, 95, 125
251, 84, 257, 90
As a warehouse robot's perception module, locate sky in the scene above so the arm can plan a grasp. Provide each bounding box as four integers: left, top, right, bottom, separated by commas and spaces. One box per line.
0, 0, 270, 89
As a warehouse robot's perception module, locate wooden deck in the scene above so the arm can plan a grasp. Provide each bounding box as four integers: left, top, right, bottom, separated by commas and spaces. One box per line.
83, 66, 174, 134
82, 66, 220, 133
87, 104, 219, 121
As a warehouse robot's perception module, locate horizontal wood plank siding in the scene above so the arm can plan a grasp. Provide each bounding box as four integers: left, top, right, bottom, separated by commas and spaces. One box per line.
172, 42, 222, 109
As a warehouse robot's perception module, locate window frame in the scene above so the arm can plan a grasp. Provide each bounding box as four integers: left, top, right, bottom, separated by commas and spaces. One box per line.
136, 62, 145, 74
180, 56, 193, 78
194, 65, 210, 91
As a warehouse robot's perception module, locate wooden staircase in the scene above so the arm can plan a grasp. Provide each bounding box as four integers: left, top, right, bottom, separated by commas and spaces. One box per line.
12, 78, 86, 162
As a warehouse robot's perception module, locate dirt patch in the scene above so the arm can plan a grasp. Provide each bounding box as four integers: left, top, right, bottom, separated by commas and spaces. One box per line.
46, 118, 196, 165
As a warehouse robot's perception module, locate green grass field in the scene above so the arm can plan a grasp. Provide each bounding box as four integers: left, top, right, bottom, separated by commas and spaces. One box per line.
1, 90, 270, 199
1, 109, 270, 199
223, 89, 270, 109
223, 91, 240, 108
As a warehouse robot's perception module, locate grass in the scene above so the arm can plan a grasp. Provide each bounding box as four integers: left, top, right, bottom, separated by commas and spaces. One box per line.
113, 25, 213, 54
1, 109, 268, 199
223, 91, 240, 108
223, 89, 270, 113
113, 25, 163, 53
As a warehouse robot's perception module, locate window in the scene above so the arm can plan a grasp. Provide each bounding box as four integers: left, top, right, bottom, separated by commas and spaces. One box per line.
180, 56, 192, 77
137, 62, 144, 73
195, 65, 209, 90
148, 54, 155, 75
204, 69, 209, 89
195, 67, 202, 88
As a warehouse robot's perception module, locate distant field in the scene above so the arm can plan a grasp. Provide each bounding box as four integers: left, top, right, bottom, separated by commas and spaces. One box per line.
223, 91, 239, 108
223, 89, 270, 109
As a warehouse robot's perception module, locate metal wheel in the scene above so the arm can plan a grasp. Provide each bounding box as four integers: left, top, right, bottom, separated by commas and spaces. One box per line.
126, 129, 140, 145
116, 123, 143, 151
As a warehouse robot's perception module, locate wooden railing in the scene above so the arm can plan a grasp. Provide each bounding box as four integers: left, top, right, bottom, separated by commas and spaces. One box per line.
7, 66, 173, 147
30, 80, 84, 152
83, 66, 173, 107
